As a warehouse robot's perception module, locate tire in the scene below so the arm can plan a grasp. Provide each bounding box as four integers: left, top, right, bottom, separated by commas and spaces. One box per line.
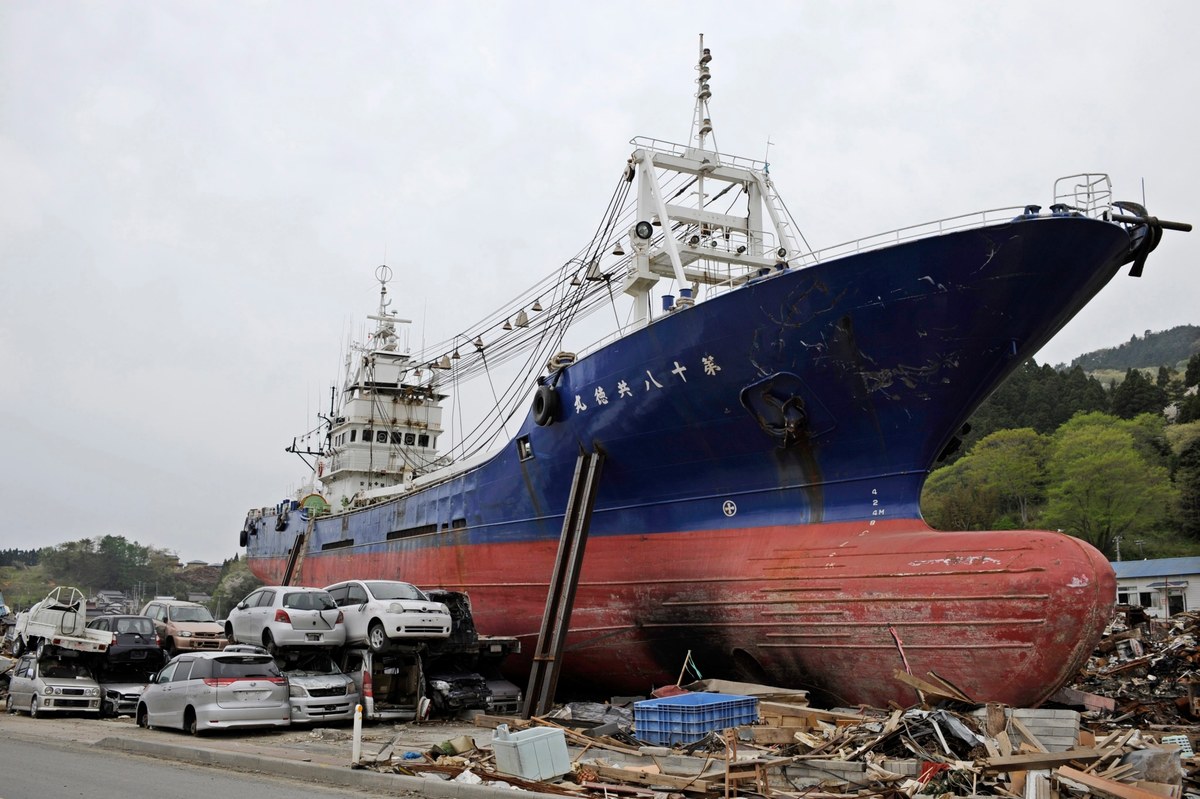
262, 630, 278, 655
136, 704, 150, 729
11, 636, 24, 657
29, 696, 39, 719
532, 384, 558, 426
185, 708, 201, 736
367, 621, 388, 653
163, 638, 176, 657
6, 697, 15, 715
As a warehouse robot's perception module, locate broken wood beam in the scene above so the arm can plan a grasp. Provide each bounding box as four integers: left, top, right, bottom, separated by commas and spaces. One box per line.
1057, 765, 1177, 799
589, 763, 713, 793
981, 747, 1103, 772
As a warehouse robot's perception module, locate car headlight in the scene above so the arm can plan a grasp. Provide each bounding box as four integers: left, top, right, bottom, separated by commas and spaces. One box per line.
42, 686, 55, 696
178, 631, 194, 637
87, 687, 99, 696
386, 603, 406, 614
289, 685, 307, 698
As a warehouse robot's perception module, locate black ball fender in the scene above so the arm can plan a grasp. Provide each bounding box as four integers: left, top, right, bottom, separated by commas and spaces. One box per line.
532, 384, 559, 426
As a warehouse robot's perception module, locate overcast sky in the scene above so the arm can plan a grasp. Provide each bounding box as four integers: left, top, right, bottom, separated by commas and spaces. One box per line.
2, 1, 1197, 565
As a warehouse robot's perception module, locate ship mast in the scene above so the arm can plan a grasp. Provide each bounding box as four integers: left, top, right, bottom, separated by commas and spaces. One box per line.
620, 39, 802, 329
690, 35, 715, 227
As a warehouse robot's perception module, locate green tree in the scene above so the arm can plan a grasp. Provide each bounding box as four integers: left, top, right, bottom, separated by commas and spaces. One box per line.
922, 457, 1001, 531
1185, 353, 1200, 388
1110, 369, 1168, 419
1178, 390, 1200, 424
954, 361, 1107, 462
39, 536, 185, 597
1041, 414, 1175, 558
966, 428, 1048, 526
1177, 437, 1200, 540
209, 558, 262, 617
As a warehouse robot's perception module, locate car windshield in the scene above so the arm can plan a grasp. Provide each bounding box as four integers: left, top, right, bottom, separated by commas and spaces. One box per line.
114, 618, 155, 635
98, 663, 157, 683
365, 581, 427, 601
213, 657, 281, 679
169, 606, 215, 623
283, 653, 341, 676
282, 591, 337, 611
41, 660, 91, 679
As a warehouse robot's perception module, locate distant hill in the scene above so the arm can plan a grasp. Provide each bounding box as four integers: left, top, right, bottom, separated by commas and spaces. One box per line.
1071, 325, 1200, 372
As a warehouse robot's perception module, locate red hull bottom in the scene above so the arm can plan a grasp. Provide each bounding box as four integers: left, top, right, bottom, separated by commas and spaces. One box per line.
248, 519, 1114, 708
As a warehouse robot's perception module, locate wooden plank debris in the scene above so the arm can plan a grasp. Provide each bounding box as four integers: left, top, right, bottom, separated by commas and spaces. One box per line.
590, 763, 712, 792
982, 747, 1102, 772
1058, 765, 1181, 799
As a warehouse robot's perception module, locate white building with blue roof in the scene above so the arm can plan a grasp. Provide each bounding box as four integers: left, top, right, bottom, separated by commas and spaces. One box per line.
1112, 556, 1200, 618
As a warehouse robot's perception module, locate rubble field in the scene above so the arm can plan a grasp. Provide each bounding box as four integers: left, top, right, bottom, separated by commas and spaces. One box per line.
361, 609, 1199, 798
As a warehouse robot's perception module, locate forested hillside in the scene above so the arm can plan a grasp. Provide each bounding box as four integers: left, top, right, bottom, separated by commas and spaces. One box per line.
1071, 325, 1200, 371
0, 535, 261, 614
924, 344, 1200, 560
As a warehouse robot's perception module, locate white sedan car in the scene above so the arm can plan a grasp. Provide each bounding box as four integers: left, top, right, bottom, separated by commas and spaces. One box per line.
225, 586, 346, 652
324, 580, 451, 651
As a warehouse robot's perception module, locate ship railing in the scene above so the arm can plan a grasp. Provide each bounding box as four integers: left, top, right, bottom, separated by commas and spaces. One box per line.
1053, 173, 1113, 216
809, 177, 1113, 264
629, 136, 768, 173
805, 205, 1032, 263
575, 178, 1119, 357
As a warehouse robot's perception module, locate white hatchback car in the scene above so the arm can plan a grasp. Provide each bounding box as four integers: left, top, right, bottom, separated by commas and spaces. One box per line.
225, 587, 346, 652
325, 580, 451, 651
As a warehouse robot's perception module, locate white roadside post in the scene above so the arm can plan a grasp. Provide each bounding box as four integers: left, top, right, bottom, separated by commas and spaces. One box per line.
351, 703, 363, 764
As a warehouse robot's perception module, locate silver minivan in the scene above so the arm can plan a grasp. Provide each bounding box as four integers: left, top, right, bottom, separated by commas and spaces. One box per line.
6, 653, 101, 717
136, 651, 291, 734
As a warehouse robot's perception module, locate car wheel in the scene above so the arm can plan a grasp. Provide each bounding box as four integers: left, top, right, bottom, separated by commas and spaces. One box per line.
136, 704, 150, 729
184, 708, 200, 736
262, 630, 278, 655
29, 697, 39, 719
6, 697, 15, 715
163, 637, 176, 657
367, 621, 388, 653
11, 636, 24, 657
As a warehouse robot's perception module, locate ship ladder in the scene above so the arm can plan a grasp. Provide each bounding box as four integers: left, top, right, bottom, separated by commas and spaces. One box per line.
281, 516, 316, 586
522, 447, 604, 719
757, 174, 802, 262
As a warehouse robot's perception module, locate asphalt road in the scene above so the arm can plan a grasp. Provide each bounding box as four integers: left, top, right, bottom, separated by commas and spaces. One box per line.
0, 736, 397, 799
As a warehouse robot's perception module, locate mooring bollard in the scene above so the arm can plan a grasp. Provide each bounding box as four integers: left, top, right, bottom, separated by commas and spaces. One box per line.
351, 703, 363, 764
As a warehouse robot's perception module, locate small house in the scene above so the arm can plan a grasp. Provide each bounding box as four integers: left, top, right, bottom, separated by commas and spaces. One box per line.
1112, 556, 1200, 619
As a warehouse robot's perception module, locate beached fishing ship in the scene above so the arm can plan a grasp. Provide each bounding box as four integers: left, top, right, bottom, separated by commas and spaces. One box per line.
240, 42, 1188, 707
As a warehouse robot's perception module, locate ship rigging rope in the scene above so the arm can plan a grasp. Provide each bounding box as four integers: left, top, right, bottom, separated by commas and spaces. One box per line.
391, 160, 803, 466
424, 170, 636, 461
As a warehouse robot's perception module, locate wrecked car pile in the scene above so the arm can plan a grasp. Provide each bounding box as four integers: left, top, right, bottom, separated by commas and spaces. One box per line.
346, 611, 1199, 797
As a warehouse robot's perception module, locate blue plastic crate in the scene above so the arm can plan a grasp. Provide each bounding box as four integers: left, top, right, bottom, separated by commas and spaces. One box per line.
633, 692, 759, 746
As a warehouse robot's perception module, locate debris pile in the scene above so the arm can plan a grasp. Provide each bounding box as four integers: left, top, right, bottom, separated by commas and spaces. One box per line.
354, 699, 1194, 797
351, 613, 1200, 796
1063, 608, 1200, 728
